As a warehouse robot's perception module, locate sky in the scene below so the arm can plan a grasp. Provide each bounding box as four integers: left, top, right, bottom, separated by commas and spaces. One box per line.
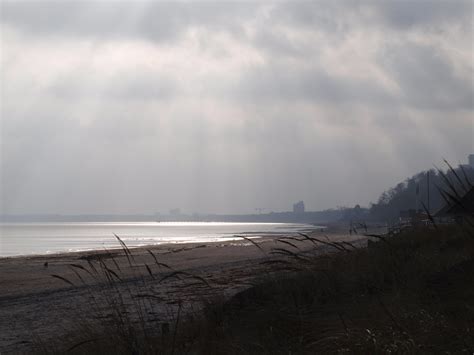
0, 0, 473, 215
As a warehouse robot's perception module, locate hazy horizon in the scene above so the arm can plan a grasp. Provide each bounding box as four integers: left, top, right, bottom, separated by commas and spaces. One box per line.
1, 1, 473, 215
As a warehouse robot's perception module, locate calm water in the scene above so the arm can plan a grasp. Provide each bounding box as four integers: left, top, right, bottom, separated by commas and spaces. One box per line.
0, 222, 314, 257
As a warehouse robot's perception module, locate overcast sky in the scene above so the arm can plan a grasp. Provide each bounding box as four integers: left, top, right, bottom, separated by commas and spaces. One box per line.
1, 0, 473, 215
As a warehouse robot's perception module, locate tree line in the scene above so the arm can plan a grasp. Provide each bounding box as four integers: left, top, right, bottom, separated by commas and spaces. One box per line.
368, 164, 474, 223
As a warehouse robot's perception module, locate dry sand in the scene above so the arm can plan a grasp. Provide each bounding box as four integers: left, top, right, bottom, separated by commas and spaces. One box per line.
0, 228, 372, 353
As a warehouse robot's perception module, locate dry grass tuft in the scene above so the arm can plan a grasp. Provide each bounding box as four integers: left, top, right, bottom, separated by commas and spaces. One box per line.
37, 218, 474, 354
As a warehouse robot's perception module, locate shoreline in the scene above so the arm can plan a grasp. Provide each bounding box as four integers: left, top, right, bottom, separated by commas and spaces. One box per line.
0, 225, 372, 353
0, 232, 309, 260
0, 221, 321, 259
0, 238, 253, 260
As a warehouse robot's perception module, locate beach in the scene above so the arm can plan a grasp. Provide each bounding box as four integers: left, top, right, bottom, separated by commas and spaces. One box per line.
0, 227, 369, 353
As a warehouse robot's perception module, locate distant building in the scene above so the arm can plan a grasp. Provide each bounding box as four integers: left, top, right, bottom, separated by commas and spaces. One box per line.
293, 201, 305, 214
460, 154, 474, 171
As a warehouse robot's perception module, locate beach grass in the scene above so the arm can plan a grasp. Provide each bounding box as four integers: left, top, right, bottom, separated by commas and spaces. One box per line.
35, 220, 474, 354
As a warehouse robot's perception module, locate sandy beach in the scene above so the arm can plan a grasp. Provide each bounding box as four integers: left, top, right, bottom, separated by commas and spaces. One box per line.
0, 227, 370, 353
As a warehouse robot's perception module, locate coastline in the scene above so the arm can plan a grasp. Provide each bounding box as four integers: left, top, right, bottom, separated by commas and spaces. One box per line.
0, 227, 368, 353
0, 221, 317, 258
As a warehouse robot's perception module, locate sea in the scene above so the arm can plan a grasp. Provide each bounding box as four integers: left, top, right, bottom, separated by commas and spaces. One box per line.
0, 222, 315, 257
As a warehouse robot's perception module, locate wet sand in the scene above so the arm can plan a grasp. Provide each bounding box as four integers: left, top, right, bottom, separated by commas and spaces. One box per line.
0, 229, 369, 353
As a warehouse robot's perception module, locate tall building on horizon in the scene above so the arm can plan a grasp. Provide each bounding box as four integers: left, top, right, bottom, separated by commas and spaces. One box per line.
293, 201, 305, 214
469, 154, 474, 168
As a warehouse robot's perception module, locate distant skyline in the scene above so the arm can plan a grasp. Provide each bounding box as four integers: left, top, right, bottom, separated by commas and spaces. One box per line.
1, 1, 473, 215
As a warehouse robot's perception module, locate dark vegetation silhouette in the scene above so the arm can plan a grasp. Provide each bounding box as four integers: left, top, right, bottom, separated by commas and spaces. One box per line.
369, 164, 474, 222
35, 162, 474, 354
38, 229, 474, 353
38, 225, 474, 354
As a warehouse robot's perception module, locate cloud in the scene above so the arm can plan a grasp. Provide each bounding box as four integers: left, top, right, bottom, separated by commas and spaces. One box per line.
1, 1, 472, 215
380, 41, 473, 110
0, 1, 256, 42
49, 71, 178, 101
231, 64, 396, 106
372, 0, 472, 29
